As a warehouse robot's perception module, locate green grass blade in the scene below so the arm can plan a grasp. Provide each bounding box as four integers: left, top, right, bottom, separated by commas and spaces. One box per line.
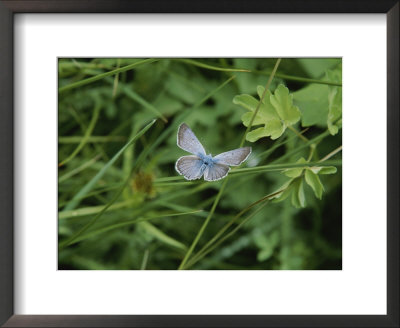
186, 201, 270, 269
177, 59, 250, 72
59, 199, 135, 220
58, 183, 124, 208
231, 160, 341, 176
59, 58, 159, 93
274, 130, 332, 164
252, 70, 342, 87
154, 160, 341, 185
66, 209, 203, 245
139, 221, 188, 252
122, 86, 168, 123
58, 136, 126, 144
62, 119, 156, 212
178, 178, 229, 269
58, 103, 101, 167
185, 190, 286, 269
140, 249, 150, 270
58, 155, 101, 183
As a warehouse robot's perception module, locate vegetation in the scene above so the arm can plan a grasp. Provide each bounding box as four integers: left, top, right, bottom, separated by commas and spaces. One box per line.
58, 58, 342, 270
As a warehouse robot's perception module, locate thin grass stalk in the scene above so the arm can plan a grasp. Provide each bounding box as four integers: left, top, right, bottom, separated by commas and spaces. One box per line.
184, 189, 285, 269
59, 58, 159, 93
58, 102, 101, 167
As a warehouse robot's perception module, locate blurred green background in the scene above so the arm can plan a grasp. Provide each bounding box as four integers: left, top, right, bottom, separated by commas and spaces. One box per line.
58, 58, 342, 270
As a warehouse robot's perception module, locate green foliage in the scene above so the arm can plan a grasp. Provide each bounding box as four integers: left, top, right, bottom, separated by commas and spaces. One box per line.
277, 157, 338, 208
58, 58, 342, 270
326, 67, 343, 135
305, 169, 324, 199
234, 84, 301, 141
292, 84, 330, 127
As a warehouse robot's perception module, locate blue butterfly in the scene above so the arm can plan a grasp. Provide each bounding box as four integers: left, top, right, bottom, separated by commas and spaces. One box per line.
175, 123, 252, 181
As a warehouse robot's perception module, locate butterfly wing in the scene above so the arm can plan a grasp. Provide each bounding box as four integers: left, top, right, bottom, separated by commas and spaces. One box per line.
213, 147, 252, 166
177, 123, 206, 156
175, 155, 205, 180
204, 163, 230, 181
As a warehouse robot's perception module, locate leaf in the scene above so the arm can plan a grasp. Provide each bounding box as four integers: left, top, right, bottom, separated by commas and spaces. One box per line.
296, 58, 342, 78
291, 178, 306, 208
138, 221, 188, 252
292, 84, 329, 127
233, 59, 271, 94
122, 86, 167, 123
233, 94, 260, 112
305, 169, 324, 199
272, 179, 294, 202
325, 67, 342, 135
283, 157, 307, 178
270, 84, 301, 125
310, 166, 337, 175
254, 230, 280, 262
234, 84, 301, 141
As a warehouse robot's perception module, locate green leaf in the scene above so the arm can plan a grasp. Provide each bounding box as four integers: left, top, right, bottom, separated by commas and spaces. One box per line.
283, 157, 307, 178
255, 230, 280, 262
292, 84, 329, 127
233, 59, 272, 94
138, 221, 188, 252
291, 178, 306, 208
272, 180, 294, 202
234, 84, 301, 141
305, 169, 324, 199
326, 67, 342, 135
270, 84, 301, 125
310, 166, 337, 175
234, 94, 262, 113
122, 86, 168, 123
296, 58, 342, 78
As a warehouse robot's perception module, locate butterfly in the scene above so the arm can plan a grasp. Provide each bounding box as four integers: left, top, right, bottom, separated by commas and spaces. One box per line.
175, 123, 252, 181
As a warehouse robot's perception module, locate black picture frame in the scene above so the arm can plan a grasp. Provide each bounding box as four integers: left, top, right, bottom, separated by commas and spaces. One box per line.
0, 1, 398, 327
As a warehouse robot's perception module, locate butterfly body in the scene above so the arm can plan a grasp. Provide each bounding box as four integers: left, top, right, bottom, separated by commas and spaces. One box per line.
175, 123, 251, 181
198, 153, 215, 168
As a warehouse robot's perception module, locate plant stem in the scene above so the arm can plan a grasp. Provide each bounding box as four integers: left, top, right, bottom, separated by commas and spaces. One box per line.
58, 136, 126, 143
239, 58, 282, 147
287, 125, 309, 142
112, 59, 121, 98
320, 145, 342, 162
176, 59, 342, 86
59, 58, 159, 93
185, 189, 286, 269
154, 160, 341, 186
178, 178, 229, 269
307, 144, 316, 162
58, 154, 101, 183
253, 70, 342, 87
186, 201, 270, 269
178, 59, 250, 73
58, 102, 101, 167
140, 250, 150, 270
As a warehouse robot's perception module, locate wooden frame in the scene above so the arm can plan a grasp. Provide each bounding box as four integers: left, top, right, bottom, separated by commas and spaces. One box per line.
0, 1, 398, 327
